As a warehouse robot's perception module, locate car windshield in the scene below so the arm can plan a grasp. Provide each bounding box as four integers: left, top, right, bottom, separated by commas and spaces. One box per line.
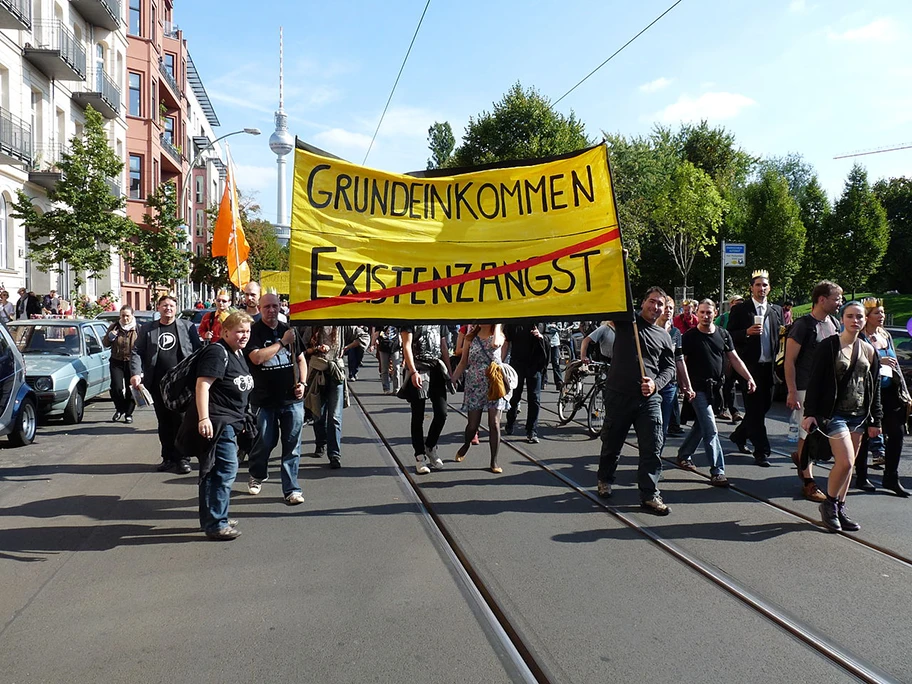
892, 329, 912, 362
8, 325, 81, 356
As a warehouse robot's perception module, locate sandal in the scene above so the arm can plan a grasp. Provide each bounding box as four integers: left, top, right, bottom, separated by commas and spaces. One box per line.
490, 465, 503, 474
454, 452, 466, 463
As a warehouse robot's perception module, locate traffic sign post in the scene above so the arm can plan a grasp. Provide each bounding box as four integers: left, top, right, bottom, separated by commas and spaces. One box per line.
720, 242, 747, 307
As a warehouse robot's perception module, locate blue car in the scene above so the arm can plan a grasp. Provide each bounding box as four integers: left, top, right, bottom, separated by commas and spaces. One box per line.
0, 322, 38, 445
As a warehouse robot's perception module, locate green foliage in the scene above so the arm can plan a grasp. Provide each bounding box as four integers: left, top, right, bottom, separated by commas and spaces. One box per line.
451, 83, 591, 167
426, 122, 455, 169
740, 170, 806, 299
873, 177, 912, 293
792, 176, 833, 296
190, 251, 228, 291
246, 217, 288, 281
678, 120, 756, 190
11, 106, 135, 290
828, 164, 889, 298
652, 161, 726, 286
124, 181, 191, 296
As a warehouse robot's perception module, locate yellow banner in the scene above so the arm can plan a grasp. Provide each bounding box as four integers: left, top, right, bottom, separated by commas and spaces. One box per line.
260, 270, 290, 295
289, 142, 630, 323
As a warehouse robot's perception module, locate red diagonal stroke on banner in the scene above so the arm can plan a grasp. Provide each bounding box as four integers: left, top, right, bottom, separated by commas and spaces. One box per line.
289, 227, 621, 314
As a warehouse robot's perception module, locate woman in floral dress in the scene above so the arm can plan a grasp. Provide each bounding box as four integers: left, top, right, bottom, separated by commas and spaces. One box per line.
452, 324, 508, 473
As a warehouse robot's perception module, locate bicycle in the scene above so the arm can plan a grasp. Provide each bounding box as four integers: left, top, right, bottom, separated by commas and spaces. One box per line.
557, 360, 609, 437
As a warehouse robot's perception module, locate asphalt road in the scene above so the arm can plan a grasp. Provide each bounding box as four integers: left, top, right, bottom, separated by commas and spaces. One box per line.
1, 358, 910, 683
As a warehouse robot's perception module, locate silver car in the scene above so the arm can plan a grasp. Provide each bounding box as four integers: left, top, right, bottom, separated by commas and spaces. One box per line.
7, 320, 112, 423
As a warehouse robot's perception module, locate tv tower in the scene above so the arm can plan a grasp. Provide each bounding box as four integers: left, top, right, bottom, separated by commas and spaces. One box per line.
269, 27, 294, 246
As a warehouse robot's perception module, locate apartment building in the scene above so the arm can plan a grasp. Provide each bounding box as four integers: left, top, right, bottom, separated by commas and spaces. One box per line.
0, 0, 128, 300
123, 0, 222, 310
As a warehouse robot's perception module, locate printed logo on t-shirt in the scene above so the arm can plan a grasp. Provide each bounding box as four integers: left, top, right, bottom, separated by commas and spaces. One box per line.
158, 331, 176, 351
234, 374, 254, 392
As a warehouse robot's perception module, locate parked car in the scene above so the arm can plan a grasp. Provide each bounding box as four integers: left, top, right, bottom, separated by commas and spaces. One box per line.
180, 308, 214, 325
6, 319, 113, 424
0, 323, 38, 445
95, 309, 158, 325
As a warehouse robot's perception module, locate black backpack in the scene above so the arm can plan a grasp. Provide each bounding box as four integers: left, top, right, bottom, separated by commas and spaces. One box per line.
159, 346, 211, 412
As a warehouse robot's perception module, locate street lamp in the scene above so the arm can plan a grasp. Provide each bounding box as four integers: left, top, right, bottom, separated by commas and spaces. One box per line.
179, 127, 260, 307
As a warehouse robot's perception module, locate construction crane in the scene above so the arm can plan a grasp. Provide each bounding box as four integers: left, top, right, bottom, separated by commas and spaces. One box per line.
833, 142, 912, 159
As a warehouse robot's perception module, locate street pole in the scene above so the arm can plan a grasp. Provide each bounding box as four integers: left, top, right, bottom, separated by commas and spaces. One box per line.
720, 240, 726, 310
179, 127, 260, 307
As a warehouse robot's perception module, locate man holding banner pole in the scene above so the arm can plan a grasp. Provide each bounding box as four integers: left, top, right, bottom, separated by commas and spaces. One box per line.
596, 287, 677, 515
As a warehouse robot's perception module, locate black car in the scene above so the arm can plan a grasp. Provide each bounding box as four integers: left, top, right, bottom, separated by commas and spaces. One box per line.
886, 326, 912, 386
179, 308, 215, 325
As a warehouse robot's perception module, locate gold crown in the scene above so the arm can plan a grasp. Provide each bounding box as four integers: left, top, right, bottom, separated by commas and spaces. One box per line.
751, 269, 769, 280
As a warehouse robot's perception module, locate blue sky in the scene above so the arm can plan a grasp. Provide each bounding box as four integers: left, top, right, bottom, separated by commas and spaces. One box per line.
177, 0, 912, 225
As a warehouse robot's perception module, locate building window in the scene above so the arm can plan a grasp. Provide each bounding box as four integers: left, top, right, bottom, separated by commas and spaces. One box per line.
151, 4, 156, 42
195, 176, 204, 204
163, 116, 174, 144
129, 155, 142, 199
128, 72, 141, 116
164, 53, 175, 78
196, 243, 202, 257
0, 195, 7, 270
196, 209, 205, 237
129, 0, 141, 36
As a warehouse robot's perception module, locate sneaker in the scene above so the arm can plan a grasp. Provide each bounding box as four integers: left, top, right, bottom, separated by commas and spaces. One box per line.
677, 458, 697, 472
176, 461, 192, 474
248, 477, 264, 495
668, 425, 686, 436
329, 456, 342, 469
416, 456, 431, 475
526, 432, 540, 444
716, 410, 732, 421
111, 412, 122, 422
597, 481, 612, 498
426, 446, 443, 471
205, 526, 241, 541
124, 416, 134, 424
312, 446, 326, 459
819, 500, 841, 532
837, 501, 860, 531
871, 454, 886, 469
285, 491, 305, 506
710, 473, 729, 487
802, 481, 826, 502
640, 494, 671, 516
731, 411, 743, 423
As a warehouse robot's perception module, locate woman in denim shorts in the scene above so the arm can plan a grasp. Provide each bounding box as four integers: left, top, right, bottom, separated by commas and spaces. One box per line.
802, 301, 882, 532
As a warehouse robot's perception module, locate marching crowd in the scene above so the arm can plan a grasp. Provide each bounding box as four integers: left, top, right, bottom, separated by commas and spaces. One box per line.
98, 268, 909, 540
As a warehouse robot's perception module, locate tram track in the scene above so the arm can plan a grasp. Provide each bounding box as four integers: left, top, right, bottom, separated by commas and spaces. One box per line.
351, 386, 901, 684
538, 397, 912, 571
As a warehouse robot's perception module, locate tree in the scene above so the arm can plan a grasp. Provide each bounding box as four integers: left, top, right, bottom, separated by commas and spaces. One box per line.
12, 106, 135, 293
124, 181, 191, 298
190, 251, 228, 293
450, 82, 591, 167
792, 176, 833, 296
828, 164, 889, 298
740, 170, 805, 299
757, 152, 816, 207
873, 177, 912, 293
651, 161, 726, 287
246, 217, 288, 281
426, 122, 454, 169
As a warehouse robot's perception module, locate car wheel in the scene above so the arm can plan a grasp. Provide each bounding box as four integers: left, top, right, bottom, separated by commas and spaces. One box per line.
8, 397, 37, 446
63, 386, 85, 424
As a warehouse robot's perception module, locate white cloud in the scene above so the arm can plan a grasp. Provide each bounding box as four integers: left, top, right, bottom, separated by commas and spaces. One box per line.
827, 17, 899, 42
654, 92, 756, 123
788, 0, 807, 13
639, 77, 672, 93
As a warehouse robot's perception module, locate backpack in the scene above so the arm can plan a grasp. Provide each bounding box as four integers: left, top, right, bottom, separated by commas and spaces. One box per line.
377, 326, 400, 354
159, 345, 210, 412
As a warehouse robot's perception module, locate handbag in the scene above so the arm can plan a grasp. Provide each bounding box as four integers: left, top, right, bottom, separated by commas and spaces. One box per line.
475, 336, 512, 400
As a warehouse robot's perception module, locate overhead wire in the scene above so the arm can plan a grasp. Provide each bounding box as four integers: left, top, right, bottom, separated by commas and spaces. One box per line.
552, 0, 684, 108
363, 0, 432, 165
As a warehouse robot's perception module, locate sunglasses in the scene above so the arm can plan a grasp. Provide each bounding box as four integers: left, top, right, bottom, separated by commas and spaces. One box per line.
217, 299, 230, 304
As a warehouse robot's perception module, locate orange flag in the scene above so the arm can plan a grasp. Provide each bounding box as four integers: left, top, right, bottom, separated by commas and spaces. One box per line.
212, 148, 250, 288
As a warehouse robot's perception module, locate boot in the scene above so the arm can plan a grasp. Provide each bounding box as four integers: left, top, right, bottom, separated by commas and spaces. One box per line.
882, 448, 910, 498
836, 501, 860, 531
819, 498, 841, 532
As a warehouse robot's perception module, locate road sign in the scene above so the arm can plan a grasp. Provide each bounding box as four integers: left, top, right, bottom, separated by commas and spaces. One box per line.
723, 243, 746, 267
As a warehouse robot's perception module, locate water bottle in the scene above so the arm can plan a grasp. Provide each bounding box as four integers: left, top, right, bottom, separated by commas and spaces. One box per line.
787, 412, 800, 443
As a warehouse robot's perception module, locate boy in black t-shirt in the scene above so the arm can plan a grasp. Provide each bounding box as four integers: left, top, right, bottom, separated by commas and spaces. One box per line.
678, 300, 756, 487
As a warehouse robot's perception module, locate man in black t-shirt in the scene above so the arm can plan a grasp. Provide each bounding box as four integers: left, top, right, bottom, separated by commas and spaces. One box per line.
244, 294, 307, 504
130, 295, 201, 473
400, 325, 451, 475
503, 323, 549, 443
596, 287, 677, 515
678, 300, 756, 487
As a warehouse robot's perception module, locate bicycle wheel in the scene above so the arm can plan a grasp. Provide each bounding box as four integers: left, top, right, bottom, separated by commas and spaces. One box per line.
587, 385, 605, 437
558, 343, 573, 370
557, 379, 584, 424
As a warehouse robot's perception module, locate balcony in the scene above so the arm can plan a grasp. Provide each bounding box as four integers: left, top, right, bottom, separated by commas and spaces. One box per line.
163, 20, 179, 38
160, 133, 183, 168
158, 60, 181, 101
0, 0, 30, 30
70, 0, 120, 31
106, 177, 121, 198
23, 20, 87, 81
0, 107, 31, 166
72, 67, 121, 119
28, 143, 69, 191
